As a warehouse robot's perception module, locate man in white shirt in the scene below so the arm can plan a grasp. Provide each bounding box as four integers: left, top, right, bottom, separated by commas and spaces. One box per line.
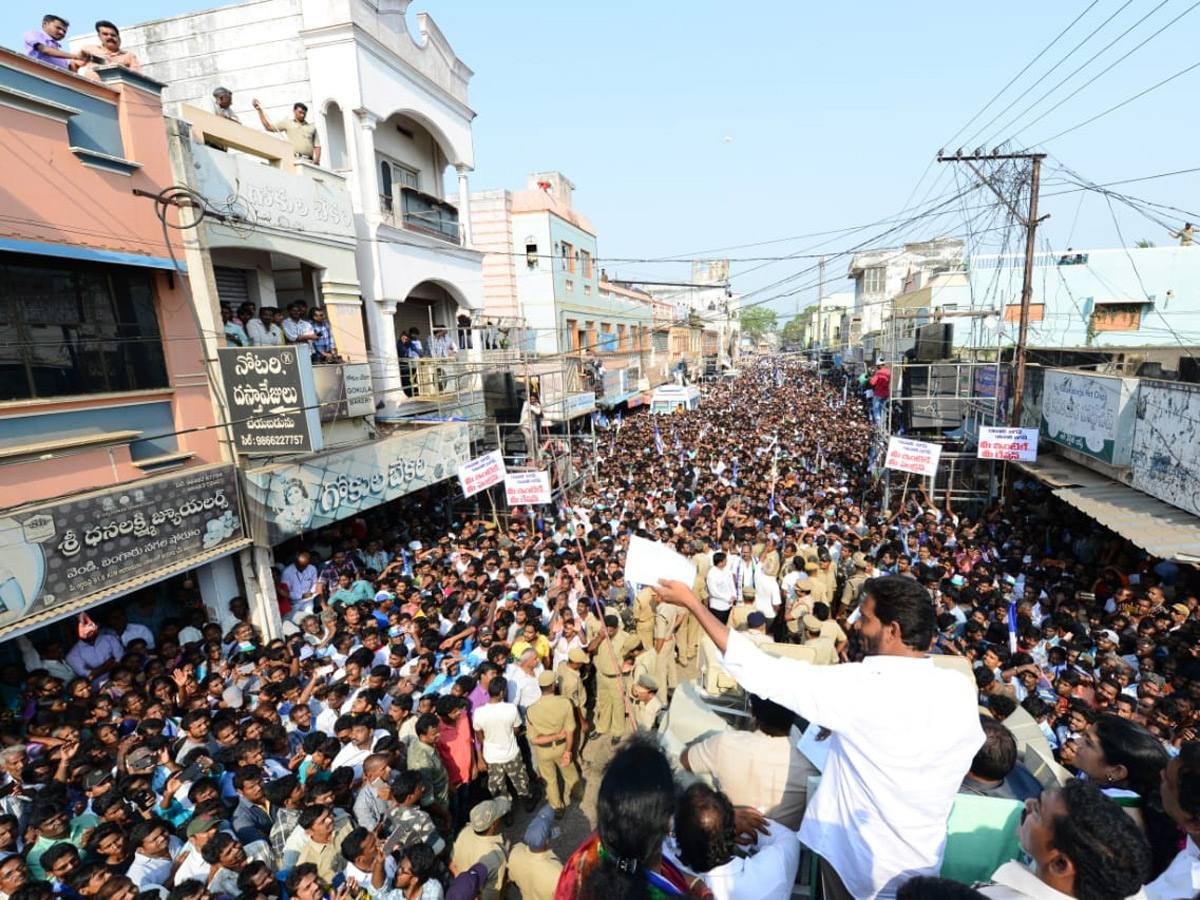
281, 553, 320, 616
976, 779, 1150, 900
705, 552, 735, 625
282, 302, 319, 358
653, 574, 985, 900
506, 649, 543, 720
474, 677, 534, 812
247, 307, 282, 346
1146, 741, 1200, 900
667, 782, 799, 900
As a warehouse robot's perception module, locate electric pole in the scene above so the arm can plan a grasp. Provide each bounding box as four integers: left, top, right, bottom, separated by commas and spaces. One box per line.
937, 150, 1047, 426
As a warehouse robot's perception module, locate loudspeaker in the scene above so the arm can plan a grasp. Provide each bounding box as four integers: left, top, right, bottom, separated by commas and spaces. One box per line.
483, 372, 521, 422
915, 323, 953, 361
902, 363, 962, 430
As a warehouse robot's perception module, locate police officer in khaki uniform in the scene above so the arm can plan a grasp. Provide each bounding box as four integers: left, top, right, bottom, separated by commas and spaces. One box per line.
524, 672, 580, 817
680, 541, 712, 664
802, 614, 839, 665
556, 647, 590, 751
588, 615, 630, 743
631, 673, 664, 733
507, 807, 562, 900
632, 586, 656, 655
838, 552, 870, 617
653, 598, 682, 698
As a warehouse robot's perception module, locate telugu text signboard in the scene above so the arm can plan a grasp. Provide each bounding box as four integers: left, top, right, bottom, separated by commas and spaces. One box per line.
0, 465, 244, 631
1040, 370, 1136, 466
884, 436, 942, 477
978, 426, 1039, 461
457, 450, 507, 498
504, 471, 552, 506
242, 423, 470, 545
218, 347, 322, 454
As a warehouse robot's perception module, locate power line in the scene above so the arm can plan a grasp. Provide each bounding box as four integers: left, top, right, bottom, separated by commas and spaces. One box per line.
1002, 0, 1200, 142
961, 0, 1137, 147
941, 0, 1105, 150
1035, 58, 1200, 144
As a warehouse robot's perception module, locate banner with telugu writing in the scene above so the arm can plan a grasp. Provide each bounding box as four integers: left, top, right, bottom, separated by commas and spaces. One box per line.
504, 471, 552, 506
457, 450, 507, 498
977, 427, 1039, 461
0, 465, 244, 630
884, 436, 942, 477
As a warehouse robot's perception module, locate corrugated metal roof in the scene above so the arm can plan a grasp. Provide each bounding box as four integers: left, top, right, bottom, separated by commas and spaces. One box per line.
1011, 456, 1112, 489
0, 539, 251, 643
1052, 485, 1200, 563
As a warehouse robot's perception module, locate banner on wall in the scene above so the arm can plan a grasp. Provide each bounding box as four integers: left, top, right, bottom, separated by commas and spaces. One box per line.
457, 450, 507, 498
0, 465, 245, 630
884, 436, 942, 477
977, 427, 1039, 461
243, 424, 470, 545
504, 471, 552, 506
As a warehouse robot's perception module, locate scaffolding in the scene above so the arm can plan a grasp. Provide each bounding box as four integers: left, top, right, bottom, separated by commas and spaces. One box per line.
873, 306, 1009, 515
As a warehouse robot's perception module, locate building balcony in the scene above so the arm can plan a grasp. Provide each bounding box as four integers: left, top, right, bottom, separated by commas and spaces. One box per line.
400, 357, 478, 403
380, 186, 462, 245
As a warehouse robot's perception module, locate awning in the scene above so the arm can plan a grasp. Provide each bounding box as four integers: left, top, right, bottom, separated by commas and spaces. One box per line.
0, 237, 185, 271
1052, 484, 1200, 563
1010, 456, 1111, 490
0, 539, 250, 643
596, 389, 643, 409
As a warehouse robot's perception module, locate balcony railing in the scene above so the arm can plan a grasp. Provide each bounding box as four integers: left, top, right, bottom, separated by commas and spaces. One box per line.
380, 186, 461, 244
400, 357, 476, 402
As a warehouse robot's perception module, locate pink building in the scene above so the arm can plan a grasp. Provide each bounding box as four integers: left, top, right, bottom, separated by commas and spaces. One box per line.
0, 49, 248, 644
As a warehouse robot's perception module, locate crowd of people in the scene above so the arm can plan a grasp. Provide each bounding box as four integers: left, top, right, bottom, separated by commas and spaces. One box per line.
5, 357, 1200, 900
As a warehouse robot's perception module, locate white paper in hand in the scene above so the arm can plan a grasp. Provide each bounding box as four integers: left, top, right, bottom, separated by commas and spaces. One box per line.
796, 722, 830, 772
624, 535, 697, 589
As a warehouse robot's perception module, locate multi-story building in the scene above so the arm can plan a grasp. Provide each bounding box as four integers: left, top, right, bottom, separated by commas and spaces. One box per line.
810, 292, 855, 352
109, 0, 486, 421
0, 50, 250, 644
470, 173, 654, 420
967, 245, 1200, 350
847, 238, 964, 344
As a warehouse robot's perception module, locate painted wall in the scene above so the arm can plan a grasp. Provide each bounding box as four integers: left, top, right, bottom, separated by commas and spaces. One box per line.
1131, 380, 1200, 518
0, 51, 223, 509
968, 246, 1200, 348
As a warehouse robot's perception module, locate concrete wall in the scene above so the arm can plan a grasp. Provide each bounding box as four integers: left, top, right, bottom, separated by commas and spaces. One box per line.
968, 246, 1200, 348
1131, 380, 1200, 518
0, 52, 223, 507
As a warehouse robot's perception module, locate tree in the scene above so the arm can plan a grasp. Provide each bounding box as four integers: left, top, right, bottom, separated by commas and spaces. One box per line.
1136, 239, 1156, 248
779, 315, 808, 345
738, 306, 778, 343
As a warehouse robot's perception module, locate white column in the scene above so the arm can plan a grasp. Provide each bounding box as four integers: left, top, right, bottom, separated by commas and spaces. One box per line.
353, 109, 381, 222
239, 546, 283, 640
365, 299, 406, 420
195, 554, 243, 632
456, 165, 473, 246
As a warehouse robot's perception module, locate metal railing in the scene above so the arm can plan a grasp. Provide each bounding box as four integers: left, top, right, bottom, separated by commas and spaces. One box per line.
399, 357, 477, 401
378, 187, 461, 244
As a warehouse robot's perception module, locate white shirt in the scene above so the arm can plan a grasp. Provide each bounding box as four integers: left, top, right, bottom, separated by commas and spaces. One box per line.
473, 701, 521, 764
706, 566, 735, 612
666, 820, 800, 900
1145, 836, 1200, 900
247, 318, 282, 346
506, 667, 543, 718
977, 859, 1148, 899
120, 622, 156, 649
718, 630, 984, 900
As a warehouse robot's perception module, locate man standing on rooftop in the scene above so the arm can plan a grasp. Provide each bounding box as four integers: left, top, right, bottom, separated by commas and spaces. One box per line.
252, 98, 321, 165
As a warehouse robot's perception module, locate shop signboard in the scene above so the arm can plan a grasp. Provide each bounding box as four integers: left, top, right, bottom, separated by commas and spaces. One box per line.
458, 450, 506, 498
0, 465, 244, 631
218, 347, 322, 453
1040, 370, 1136, 465
884, 436, 942, 477
312, 363, 375, 421
563, 392, 596, 418
242, 423, 470, 545
505, 471, 552, 506
977, 427, 1039, 461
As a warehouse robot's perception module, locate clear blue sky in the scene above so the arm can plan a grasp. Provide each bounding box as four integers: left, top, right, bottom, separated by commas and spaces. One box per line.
7, 0, 1199, 317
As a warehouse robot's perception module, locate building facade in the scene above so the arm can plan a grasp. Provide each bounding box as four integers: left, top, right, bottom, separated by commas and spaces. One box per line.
967, 245, 1200, 350
110, 0, 486, 421
0, 50, 248, 643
